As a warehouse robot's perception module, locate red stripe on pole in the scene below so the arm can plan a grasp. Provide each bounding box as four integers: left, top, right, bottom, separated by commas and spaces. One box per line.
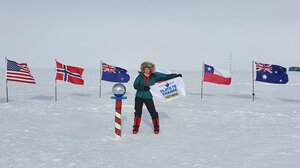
115, 117, 121, 124
115, 128, 121, 136
115, 100, 122, 112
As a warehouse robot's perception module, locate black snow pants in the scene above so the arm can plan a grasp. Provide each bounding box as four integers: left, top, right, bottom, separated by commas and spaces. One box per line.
134, 97, 158, 119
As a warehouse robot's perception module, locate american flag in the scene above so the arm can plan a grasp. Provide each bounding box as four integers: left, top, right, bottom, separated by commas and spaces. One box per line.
6, 59, 36, 84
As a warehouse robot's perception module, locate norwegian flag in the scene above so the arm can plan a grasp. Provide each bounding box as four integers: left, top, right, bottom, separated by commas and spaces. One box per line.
6, 59, 36, 84
55, 60, 84, 85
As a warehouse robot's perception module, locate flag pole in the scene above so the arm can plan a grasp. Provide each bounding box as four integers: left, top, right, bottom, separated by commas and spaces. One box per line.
252, 61, 255, 101
55, 79, 57, 102
201, 62, 204, 99
5, 57, 8, 103
99, 60, 103, 98
55, 60, 57, 102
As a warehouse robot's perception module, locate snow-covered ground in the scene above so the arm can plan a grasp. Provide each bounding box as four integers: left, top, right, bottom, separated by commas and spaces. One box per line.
1, 69, 300, 168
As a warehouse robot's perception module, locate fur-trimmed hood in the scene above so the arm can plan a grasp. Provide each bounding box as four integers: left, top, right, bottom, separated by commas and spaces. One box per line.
140, 61, 155, 72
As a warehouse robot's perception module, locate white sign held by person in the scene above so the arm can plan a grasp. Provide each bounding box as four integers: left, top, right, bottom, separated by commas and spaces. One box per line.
150, 77, 186, 102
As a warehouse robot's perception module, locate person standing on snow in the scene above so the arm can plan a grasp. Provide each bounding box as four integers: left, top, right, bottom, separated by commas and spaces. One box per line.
132, 61, 182, 134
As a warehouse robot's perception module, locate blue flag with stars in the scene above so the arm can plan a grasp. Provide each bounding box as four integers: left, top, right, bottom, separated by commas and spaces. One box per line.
101, 62, 130, 83
255, 62, 288, 84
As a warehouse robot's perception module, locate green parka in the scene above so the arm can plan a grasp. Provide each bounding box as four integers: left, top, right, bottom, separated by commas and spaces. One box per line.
134, 72, 177, 99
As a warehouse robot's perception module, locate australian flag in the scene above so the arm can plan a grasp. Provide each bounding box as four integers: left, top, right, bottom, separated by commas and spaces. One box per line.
255, 62, 288, 84
101, 63, 130, 83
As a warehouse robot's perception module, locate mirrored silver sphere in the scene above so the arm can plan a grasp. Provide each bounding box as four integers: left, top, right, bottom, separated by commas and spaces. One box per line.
112, 83, 126, 97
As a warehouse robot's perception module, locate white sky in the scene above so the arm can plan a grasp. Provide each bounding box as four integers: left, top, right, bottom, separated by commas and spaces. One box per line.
1, 0, 299, 71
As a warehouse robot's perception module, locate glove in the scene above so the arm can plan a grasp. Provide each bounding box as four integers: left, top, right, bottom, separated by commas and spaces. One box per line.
144, 86, 150, 91
177, 74, 182, 78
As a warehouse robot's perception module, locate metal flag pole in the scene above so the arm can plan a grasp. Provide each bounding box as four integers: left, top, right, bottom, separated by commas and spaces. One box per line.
5, 57, 9, 103
252, 61, 255, 101
55, 79, 57, 102
99, 60, 103, 98
201, 62, 204, 99
55, 60, 58, 102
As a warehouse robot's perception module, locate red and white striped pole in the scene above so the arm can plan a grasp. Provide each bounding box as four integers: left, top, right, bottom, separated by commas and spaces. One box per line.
111, 83, 127, 140
114, 99, 122, 139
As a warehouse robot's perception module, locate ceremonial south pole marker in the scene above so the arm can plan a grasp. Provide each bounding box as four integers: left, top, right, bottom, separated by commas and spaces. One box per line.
111, 83, 127, 140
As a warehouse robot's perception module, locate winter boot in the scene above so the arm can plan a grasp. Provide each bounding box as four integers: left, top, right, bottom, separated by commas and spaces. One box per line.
132, 116, 141, 134
152, 118, 160, 134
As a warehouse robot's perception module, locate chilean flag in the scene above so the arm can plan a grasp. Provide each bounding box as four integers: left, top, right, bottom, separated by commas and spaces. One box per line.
203, 64, 231, 85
